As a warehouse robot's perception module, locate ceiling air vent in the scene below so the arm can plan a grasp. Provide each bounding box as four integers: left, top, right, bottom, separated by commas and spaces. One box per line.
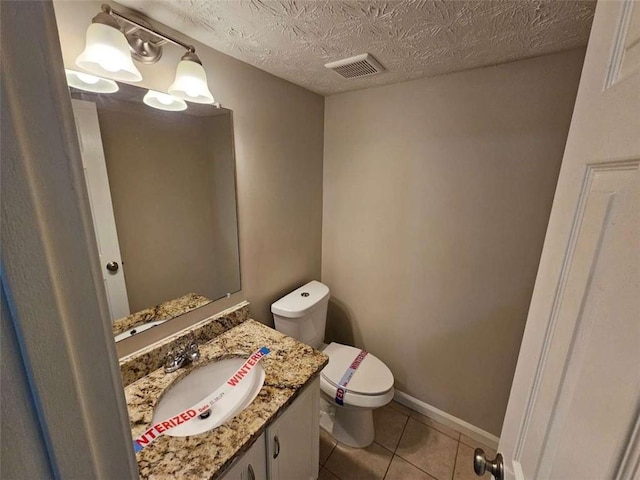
325, 53, 385, 79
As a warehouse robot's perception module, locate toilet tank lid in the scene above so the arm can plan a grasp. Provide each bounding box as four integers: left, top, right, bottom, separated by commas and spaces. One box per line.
271, 280, 330, 318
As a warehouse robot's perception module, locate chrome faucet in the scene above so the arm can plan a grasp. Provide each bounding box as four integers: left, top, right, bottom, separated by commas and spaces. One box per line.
164, 337, 200, 373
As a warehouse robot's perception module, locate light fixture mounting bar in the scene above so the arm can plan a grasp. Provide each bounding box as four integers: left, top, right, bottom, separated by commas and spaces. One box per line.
101, 3, 195, 53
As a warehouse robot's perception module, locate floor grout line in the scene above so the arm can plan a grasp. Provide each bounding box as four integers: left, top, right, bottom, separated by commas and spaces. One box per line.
381, 454, 394, 480
321, 438, 339, 476
327, 440, 337, 463
394, 416, 463, 480
382, 411, 410, 479
451, 438, 461, 480
377, 413, 410, 455
322, 401, 470, 480
394, 453, 442, 480
323, 458, 341, 480
395, 413, 410, 454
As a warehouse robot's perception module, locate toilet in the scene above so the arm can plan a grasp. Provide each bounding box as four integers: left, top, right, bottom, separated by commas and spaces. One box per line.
271, 280, 394, 448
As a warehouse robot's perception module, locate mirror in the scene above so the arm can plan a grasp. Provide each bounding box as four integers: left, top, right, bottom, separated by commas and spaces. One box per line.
69, 82, 241, 342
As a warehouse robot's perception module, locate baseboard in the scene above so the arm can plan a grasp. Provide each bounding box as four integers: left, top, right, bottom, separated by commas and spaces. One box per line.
394, 390, 499, 450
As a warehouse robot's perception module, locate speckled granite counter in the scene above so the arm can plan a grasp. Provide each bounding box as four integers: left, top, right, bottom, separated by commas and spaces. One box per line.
125, 320, 328, 479
120, 303, 250, 386
113, 293, 212, 336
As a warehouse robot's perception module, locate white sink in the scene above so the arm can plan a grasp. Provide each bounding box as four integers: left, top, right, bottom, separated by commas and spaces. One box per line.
152, 358, 265, 437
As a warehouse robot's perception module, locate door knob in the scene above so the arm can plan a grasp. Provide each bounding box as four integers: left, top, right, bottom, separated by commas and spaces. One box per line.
474, 448, 504, 480
106, 261, 119, 272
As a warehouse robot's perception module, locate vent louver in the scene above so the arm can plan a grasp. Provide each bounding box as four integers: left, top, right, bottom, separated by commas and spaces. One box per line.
325, 53, 385, 79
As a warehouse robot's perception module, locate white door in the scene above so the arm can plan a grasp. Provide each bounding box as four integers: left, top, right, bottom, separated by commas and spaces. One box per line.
72, 99, 131, 321
483, 2, 640, 480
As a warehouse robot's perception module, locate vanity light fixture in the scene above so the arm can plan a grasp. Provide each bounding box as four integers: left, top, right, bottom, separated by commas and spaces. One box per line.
168, 51, 215, 104
76, 8, 142, 82
143, 89, 187, 111
76, 4, 215, 104
65, 69, 119, 93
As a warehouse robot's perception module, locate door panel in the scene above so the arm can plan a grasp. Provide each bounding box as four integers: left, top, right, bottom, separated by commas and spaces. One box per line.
72, 99, 130, 321
498, 1, 640, 479
519, 164, 639, 479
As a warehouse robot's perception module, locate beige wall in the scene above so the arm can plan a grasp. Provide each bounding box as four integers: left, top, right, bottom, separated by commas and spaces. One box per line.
207, 114, 242, 300
322, 49, 585, 435
54, 1, 324, 326
98, 102, 223, 311
2, 277, 54, 479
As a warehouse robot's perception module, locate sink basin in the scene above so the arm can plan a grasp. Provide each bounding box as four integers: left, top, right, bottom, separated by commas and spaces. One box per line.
152, 358, 265, 437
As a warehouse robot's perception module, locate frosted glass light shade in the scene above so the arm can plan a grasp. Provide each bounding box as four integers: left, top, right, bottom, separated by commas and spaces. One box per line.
76, 23, 142, 82
143, 90, 187, 111
168, 60, 214, 104
65, 69, 118, 93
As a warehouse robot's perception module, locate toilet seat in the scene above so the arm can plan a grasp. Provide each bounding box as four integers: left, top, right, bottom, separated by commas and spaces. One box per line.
320, 343, 394, 408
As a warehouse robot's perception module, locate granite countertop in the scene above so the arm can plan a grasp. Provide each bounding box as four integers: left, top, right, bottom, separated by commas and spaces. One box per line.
113, 293, 212, 336
125, 319, 328, 479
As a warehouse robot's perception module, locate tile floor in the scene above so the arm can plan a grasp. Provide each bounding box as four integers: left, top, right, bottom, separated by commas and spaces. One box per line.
318, 401, 497, 480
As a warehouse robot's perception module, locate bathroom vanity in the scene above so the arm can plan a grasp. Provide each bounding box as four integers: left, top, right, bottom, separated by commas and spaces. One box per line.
220, 380, 319, 480
123, 317, 328, 479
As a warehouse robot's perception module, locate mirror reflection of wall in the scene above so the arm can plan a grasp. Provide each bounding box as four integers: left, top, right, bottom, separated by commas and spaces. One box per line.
69, 83, 241, 341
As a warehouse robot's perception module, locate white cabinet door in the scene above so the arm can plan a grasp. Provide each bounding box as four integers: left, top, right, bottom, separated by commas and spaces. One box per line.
220, 433, 267, 480
267, 378, 320, 480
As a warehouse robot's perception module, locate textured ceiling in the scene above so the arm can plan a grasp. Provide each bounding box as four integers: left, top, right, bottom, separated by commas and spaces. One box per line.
118, 0, 596, 96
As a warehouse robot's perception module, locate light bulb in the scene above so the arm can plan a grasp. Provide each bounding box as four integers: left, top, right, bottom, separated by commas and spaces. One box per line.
75, 72, 100, 84
76, 22, 142, 82
168, 53, 214, 104
99, 54, 122, 73
65, 69, 119, 94
143, 90, 187, 111
186, 85, 199, 99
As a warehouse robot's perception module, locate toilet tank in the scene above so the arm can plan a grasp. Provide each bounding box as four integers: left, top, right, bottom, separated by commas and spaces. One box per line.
271, 281, 330, 349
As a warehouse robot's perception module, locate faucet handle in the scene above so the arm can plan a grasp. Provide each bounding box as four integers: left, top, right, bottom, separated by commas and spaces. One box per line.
165, 350, 175, 363
164, 350, 181, 373
186, 339, 200, 362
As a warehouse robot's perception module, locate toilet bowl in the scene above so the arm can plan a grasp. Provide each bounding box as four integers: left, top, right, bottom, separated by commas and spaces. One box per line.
271, 281, 395, 448
319, 342, 394, 447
